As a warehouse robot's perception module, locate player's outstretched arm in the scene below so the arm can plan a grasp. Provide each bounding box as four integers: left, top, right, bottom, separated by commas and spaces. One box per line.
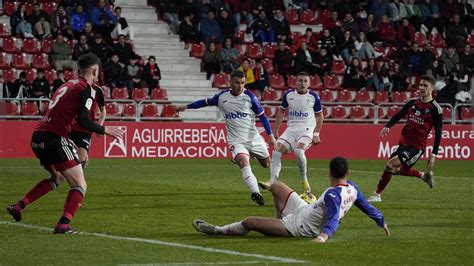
176, 105, 188, 113
383, 223, 391, 236
312, 232, 329, 243
273, 109, 285, 139
105, 126, 124, 139
427, 110, 443, 171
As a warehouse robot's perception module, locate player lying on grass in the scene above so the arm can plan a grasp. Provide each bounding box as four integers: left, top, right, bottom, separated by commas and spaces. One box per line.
193, 157, 390, 243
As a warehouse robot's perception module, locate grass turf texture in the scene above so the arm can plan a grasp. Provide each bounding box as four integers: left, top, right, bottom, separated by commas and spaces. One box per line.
0, 158, 472, 265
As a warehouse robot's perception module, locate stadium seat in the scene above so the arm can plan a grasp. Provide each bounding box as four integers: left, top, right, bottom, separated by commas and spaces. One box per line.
245, 43, 263, 59
317, 89, 334, 102
287, 75, 297, 88
309, 75, 323, 90
3, 37, 21, 54
322, 106, 330, 118
391, 91, 408, 103
368, 106, 385, 120
460, 107, 472, 121
316, 9, 331, 26
190, 42, 205, 58
3, 68, 18, 82
141, 104, 159, 117
122, 103, 137, 118
3, 2, 16, 16
111, 87, 129, 100
42, 2, 58, 15
212, 73, 230, 89
40, 100, 50, 114
25, 68, 37, 83
234, 30, 245, 44
469, 35, 474, 47
2, 101, 19, 115
429, 33, 446, 48
262, 88, 280, 101
41, 39, 53, 53
331, 105, 348, 119
264, 106, 275, 118
261, 58, 275, 74
66, 39, 77, 50
386, 106, 401, 118
331, 61, 346, 75
443, 107, 452, 122
349, 106, 367, 120
63, 70, 78, 80
336, 90, 353, 102
132, 88, 149, 102
43, 69, 57, 83
300, 10, 317, 25
0, 23, 10, 37
385, 46, 397, 59
25, 3, 34, 15
285, 10, 299, 25
21, 101, 39, 116
0, 53, 10, 69
22, 38, 41, 54
414, 32, 426, 46
105, 102, 121, 116
31, 53, 51, 69
323, 75, 341, 90
263, 44, 277, 59
269, 74, 286, 90
11, 53, 30, 70
354, 90, 371, 102
408, 91, 419, 99
161, 104, 180, 118
373, 91, 389, 104
150, 88, 168, 100
100, 86, 111, 99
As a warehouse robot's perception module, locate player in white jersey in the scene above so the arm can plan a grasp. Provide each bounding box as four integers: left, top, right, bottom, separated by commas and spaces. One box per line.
177, 70, 277, 206
259, 72, 323, 195
193, 157, 390, 242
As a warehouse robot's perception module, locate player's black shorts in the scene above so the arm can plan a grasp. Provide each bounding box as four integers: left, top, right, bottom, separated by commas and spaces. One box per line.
31, 131, 80, 172
69, 130, 93, 151
390, 145, 423, 168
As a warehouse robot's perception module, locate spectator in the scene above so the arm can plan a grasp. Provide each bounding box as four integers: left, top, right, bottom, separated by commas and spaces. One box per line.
51, 34, 78, 72
216, 8, 236, 41
338, 30, 356, 63
296, 27, 318, 52
51, 5, 74, 40
457, 0, 473, 33
419, 0, 443, 35
92, 0, 117, 42
313, 47, 333, 79
71, 4, 89, 40
111, 6, 134, 40
8, 71, 31, 99
441, 0, 458, 22
359, 13, 380, 46
452, 63, 469, 92
390, 61, 408, 91
378, 15, 395, 46
317, 29, 338, 59
420, 42, 436, 73
179, 0, 198, 22
81, 22, 96, 44
342, 13, 359, 40
103, 53, 126, 89
253, 59, 269, 96
403, 43, 424, 75
459, 44, 473, 75
202, 42, 221, 79
293, 42, 317, 75
405, 0, 423, 32
157, 0, 179, 34
390, 0, 407, 28
342, 58, 366, 90
141, 56, 162, 90
396, 18, 415, 48
440, 46, 460, 72
72, 34, 91, 60
238, 59, 256, 90
28, 3, 51, 39
200, 10, 221, 46
10, 3, 34, 38
30, 69, 51, 98
379, 61, 393, 92
220, 37, 240, 73
426, 60, 449, 80
273, 41, 293, 82
271, 8, 291, 45
0, 74, 6, 98
231, 0, 253, 31
365, 59, 384, 91
52, 70, 65, 94
112, 34, 134, 64
125, 54, 142, 98
354, 32, 383, 60
246, 10, 274, 44
196, 0, 222, 21
446, 14, 468, 50
178, 13, 200, 49
371, 0, 393, 23
90, 33, 110, 64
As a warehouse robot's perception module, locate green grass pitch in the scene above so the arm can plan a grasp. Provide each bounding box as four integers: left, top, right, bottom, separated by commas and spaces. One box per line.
0, 158, 473, 265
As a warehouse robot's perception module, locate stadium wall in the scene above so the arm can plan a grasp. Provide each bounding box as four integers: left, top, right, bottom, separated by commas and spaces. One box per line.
1, 121, 473, 160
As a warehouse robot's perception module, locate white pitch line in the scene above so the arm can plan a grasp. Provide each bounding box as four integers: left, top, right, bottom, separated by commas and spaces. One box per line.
118, 261, 285, 265
0, 221, 307, 264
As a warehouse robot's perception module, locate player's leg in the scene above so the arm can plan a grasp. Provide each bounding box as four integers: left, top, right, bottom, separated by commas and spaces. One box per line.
76, 147, 89, 168
232, 144, 265, 206
193, 217, 290, 237
258, 142, 288, 191
393, 147, 433, 188
368, 155, 401, 202
295, 134, 313, 193
270, 181, 296, 218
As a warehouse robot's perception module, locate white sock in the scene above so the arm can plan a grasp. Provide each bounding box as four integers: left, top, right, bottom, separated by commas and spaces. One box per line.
215, 221, 248, 236
295, 148, 307, 182
270, 150, 282, 182
241, 166, 260, 193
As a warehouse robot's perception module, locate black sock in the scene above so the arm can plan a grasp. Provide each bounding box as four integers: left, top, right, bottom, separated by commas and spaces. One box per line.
59, 217, 70, 225
18, 200, 26, 209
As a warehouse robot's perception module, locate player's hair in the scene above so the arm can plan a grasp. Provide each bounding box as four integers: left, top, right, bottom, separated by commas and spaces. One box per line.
420, 75, 436, 88
230, 70, 245, 79
297, 71, 310, 77
329, 157, 349, 179
78, 53, 100, 71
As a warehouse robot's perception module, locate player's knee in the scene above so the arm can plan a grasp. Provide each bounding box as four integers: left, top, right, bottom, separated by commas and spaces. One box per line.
80, 159, 89, 169
272, 150, 282, 161
242, 217, 257, 230
261, 158, 271, 168
47, 176, 59, 190
294, 148, 306, 160
71, 184, 87, 196
270, 181, 284, 196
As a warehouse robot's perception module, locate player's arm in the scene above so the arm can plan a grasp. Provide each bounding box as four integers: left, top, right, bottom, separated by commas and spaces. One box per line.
95, 85, 106, 125
251, 93, 276, 146
427, 107, 443, 171
352, 182, 390, 235
312, 93, 324, 145
274, 90, 290, 138
312, 190, 341, 243
176, 92, 221, 112
381, 100, 413, 137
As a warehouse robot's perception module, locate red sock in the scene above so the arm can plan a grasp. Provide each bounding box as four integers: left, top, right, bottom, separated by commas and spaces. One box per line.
376, 171, 393, 194
400, 167, 422, 178
21, 178, 55, 206
61, 190, 84, 222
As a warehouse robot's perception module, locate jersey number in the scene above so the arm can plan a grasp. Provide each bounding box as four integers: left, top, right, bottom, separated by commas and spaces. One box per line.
48, 80, 80, 109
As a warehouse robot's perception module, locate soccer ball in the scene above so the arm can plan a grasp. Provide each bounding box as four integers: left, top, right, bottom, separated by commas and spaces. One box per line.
299, 192, 317, 204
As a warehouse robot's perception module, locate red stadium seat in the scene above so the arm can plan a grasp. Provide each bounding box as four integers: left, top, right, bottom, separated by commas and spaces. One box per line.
3, 2, 16, 16
3, 37, 21, 54
300, 10, 317, 25
264, 106, 275, 118
317, 89, 334, 102
414, 32, 426, 46
25, 68, 37, 83
63, 70, 78, 80
25, 3, 34, 16
469, 35, 474, 47
212, 73, 230, 89
11, 53, 30, 70
132, 88, 148, 102
3, 68, 18, 82
323, 75, 341, 90
385, 46, 397, 59
21, 101, 39, 116
2, 102, 19, 115
22, 38, 42, 54
150, 88, 168, 100
141, 104, 159, 117
261, 58, 275, 74
373, 91, 389, 104
336, 90, 352, 102
100, 86, 111, 99
322, 106, 330, 118
290, 31, 302, 41
0, 23, 10, 37
354, 90, 371, 102
245, 43, 263, 59
269, 74, 286, 90
429, 33, 446, 48
105, 102, 121, 116
287, 75, 297, 88
368, 106, 385, 120
386, 106, 401, 118
331, 61, 346, 75
43, 69, 57, 83
234, 30, 245, 44
309, 75, 323, 90
31, 53, 51, 69
391, 91, 408, 103
443, 107, 452, 122
262, 88, 280, 101
111, 87, 129, 99
331, 105, 348, 119
41, 39, 53, 53
263, 44, 277, 59
460, 107, 472, 121
161, 104, 180, 118
42, 2, 58, 16
190, 42, 205, 58
0, 53, 10, 69
66, 39, 77, 50
122, 103, 137, 118
285, 10, 299, 25
349, 106, 367, 119
316, 9, 331, 26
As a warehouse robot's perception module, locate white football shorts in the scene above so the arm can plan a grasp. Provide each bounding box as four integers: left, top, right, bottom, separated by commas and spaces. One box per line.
278, 128, 313, 152
229, 136, 269, 161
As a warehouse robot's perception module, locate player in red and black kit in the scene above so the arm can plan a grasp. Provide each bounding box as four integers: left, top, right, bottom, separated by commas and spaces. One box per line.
6, 54, 123, 234
368, 75, 443, 202
69, 84, 106, 167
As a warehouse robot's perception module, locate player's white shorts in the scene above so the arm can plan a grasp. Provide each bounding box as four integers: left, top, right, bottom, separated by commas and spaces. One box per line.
229, 137, 269, 161
280, 191, 315, 237
278, 128, 313, 152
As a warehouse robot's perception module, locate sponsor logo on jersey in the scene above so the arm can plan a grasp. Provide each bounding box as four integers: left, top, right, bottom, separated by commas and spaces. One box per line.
104, 126, 127, 157
224, 111, 248, 119
289, 110, 309, 117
